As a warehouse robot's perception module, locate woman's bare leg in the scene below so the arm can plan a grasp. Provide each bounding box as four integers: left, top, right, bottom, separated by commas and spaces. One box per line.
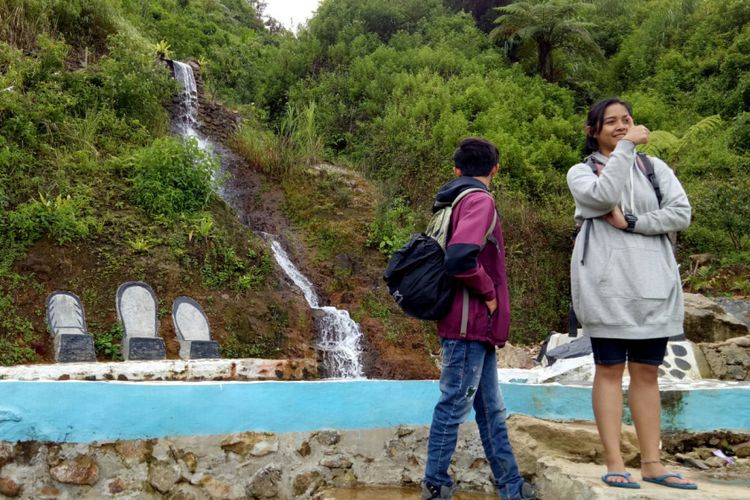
593, 363, 627, 483
628, 362, 693, 485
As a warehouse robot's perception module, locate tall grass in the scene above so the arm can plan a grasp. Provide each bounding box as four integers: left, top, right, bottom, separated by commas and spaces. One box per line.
231, 101, 325, 178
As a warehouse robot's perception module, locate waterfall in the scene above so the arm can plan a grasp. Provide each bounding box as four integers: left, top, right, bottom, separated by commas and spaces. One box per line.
171, 61, 364, 379
265, 237, 363, 379
171, 60, 210, 150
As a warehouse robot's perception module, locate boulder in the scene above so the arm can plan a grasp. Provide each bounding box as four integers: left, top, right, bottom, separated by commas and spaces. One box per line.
684, 293, 749, 343
506, 414, 640, 476
699, 342, 750, 380
496, 342, 536, 369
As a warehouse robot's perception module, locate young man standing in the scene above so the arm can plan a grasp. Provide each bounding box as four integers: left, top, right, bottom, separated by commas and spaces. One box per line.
422, 138, 536, 500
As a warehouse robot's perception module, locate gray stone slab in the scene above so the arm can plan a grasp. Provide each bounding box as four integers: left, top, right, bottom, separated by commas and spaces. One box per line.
172, 297, 220, 360
116, 282, 166, 361
46, 292, 96, 363
46, 292, 87, 337
125, 337, 166, 361
187, 340, 221, 360
54, 333, 96, 363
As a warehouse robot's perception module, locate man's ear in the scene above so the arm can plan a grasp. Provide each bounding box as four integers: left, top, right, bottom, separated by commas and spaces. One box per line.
453, 165, 462, 177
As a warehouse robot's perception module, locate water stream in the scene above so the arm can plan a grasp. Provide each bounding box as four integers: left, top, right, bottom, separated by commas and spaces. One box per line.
170, 60, 363, 378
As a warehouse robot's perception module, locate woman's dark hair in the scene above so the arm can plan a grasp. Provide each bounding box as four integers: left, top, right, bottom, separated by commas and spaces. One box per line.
452, 137, 500, 177
584, 98, 633, 155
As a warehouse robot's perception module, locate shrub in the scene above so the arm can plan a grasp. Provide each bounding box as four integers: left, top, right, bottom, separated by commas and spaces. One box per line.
7, 192, 99, 245
130, 136, 218, 219
367, 197, 420, 257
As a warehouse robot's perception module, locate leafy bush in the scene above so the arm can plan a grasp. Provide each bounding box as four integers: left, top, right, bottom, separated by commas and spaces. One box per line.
687, 178, 750, 252
7, 193, 99, 245
367, 198, 419, 257
130, 136, 218, 219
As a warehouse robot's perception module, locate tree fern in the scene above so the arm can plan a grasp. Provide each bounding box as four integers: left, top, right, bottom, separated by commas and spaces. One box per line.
638, 115, 722, 163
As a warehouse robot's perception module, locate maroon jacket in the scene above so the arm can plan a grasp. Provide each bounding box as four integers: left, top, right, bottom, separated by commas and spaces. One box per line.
435, 177, 511, 346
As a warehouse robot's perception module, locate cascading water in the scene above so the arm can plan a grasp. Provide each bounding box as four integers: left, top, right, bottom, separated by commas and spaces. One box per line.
264, 237, 363, 379
170, 60, 363, 379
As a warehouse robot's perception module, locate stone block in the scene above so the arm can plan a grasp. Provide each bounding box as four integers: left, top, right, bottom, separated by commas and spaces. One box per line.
191, 340, 219, 359
54, 334, 96, 363
124, 337, 166, 361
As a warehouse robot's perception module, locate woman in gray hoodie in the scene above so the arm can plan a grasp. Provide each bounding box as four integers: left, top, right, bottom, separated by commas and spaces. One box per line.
567, 98, 696, 490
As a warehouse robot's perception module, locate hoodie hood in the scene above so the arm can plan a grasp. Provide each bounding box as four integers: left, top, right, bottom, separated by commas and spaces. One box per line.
432, 176, 489, 213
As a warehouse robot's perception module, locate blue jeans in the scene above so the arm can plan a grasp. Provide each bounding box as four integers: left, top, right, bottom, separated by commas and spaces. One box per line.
424, 339, 525, 499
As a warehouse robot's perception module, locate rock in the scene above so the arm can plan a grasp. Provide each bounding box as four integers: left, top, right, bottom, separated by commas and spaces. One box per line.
251, 439, 279, 457
676, 453, 710, 470
36, 485, 61, 499
167, 483, 209, 500
705, 456, 728, 467
107, 478, 127, 494
733, 441, 750, 458
506, 414, 639, 476
535, 455, 750, 499
221, 432, 277, 457
497, 342, 536, 369
315, 430, 341, 446
148, 460, 180, 493
298, 441, 311, 457
726, 364, 748, 381
0, 442, 13, 467
201, 476, 241, 499
115, 440, 153, 463
246, 465, 282, 499
49, 455, 99, 485
332, 469, 357, 488
0, 477, 21, 497
683, 293, 749, 343
396, 426, 415, 437
700, 342, 750, 380
181, 451, 198, 474
727, 335, 750, 348
715, 297, 750, 329
725, 345, 750, 366
293, 470, 323, 496
319, 456, 352, 469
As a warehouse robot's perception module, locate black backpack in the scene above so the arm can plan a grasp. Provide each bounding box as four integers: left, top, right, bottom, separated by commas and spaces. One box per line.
383, 188, 496, 321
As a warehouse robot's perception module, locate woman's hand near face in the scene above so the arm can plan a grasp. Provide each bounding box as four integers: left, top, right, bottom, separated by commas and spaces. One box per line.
623, 124, 649, 145
603, 206, 628, 229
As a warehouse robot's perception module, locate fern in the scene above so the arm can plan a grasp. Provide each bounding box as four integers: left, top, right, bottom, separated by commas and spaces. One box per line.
638, 115, 722, 164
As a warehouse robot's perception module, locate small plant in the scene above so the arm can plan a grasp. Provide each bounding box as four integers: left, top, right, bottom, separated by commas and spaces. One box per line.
154, 40, 171, 59
93, 323, 123, 361
127, 236, 155, 253
190, 213, 214, 241
367, 198, 420, 257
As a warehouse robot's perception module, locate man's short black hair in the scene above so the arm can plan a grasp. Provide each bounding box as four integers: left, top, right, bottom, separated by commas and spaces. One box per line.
452, 137, 499, 177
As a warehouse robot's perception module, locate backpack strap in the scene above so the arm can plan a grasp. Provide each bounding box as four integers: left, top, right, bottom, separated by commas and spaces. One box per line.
635, 152, 662, 207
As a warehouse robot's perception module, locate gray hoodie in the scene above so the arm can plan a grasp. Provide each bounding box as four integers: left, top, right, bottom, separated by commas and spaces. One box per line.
567, 140, 691, 339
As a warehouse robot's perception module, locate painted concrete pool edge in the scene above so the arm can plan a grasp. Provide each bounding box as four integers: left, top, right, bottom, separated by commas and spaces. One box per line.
1, 379, 748, 443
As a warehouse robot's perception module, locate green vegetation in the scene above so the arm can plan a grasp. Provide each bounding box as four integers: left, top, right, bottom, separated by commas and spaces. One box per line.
0, 0, 748, 365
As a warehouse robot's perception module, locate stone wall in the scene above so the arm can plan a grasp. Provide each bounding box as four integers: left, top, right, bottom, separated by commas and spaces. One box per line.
0, 415, 633, 499
2, 415, 748, 499
0, 426, 492, 499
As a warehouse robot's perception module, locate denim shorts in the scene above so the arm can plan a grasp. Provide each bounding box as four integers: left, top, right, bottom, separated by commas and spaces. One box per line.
590, 337, 668, 366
